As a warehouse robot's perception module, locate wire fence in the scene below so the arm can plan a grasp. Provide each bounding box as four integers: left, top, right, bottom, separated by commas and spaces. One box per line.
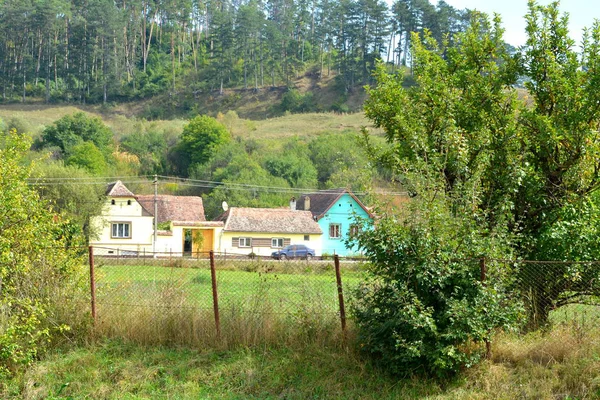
89, 246, 358, 343
86, 247, 600, 345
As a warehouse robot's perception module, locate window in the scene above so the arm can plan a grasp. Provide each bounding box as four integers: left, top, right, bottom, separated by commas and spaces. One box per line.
111, 222, 131, 238
349, 224, 359, 237
127, 199, 132, 205
239, 237, 252, 247
304, 235, 310, 241
111, 199, 116, 205
329, 223, 341, 239
271, 238, 284, 248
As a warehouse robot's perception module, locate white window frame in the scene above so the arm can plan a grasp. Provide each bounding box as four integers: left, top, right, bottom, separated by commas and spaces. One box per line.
329, 223, 341, 239
349, 224, 360, 237
111, 222, 131, 239
239, 237, 252, 248
271, 238, 284, 248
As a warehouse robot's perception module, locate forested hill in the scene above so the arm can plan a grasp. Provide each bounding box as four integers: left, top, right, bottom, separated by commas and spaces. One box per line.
1, 0, 476, 118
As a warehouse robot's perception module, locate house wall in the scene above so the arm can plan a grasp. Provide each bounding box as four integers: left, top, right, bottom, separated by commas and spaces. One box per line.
317, 193, 372, 256
90, 197, 154, 253
219, 231, 322, 257
168, 225, 223, 255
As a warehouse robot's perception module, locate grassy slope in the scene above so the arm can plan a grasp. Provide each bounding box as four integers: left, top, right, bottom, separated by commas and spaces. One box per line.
0, 104, 382, 143
6, 324, 600, 399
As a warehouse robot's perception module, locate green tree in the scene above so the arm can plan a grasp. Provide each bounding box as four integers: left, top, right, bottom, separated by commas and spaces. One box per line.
176, 115, 231, 175
66, 142, 108, 175
31, 162, 106, 243
120, 128, 168, 174
41, 112, 113, 158
358, 1, 600, 375
0, 131, 88, 376
309, 132, 370, 187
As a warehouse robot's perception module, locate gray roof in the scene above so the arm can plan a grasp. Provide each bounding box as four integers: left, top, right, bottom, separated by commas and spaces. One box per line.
297, 189, 372, 220
220, 207, 322, 234
136, 195, 206, 224
106, 180, 135, 197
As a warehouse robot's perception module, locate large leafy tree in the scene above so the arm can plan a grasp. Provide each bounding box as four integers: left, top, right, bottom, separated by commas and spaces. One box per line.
41, 112, 114, 159
358, 0, 600, 375
174, 115, 231, 175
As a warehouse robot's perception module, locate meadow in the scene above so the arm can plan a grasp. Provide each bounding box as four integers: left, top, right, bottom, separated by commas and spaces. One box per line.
91, 258, 362, 349
0, 104, 383, 143
3, 257, 600, 398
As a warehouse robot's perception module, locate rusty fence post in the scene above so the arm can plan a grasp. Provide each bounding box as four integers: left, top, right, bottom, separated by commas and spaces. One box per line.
88, 246, 97, 324
334, 255, 347, 335
210, 250, 221, 339
480, 256, 491, 359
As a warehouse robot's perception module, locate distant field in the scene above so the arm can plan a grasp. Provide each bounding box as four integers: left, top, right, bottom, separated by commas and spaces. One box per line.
0, 104, 382, 141
95, 262, 363, 316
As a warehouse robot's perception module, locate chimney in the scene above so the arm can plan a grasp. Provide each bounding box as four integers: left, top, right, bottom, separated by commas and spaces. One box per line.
304, 196, 310, 211
290, 197, 296, 211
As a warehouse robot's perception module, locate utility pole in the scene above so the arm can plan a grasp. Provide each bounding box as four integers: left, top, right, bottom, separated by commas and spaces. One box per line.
153, 174, 158, 256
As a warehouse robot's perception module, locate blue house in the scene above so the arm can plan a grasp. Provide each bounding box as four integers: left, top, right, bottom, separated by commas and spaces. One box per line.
296, 189, 373, 256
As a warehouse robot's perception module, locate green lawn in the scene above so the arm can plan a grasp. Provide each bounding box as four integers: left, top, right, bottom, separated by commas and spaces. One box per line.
96, 263, 362, 313
91, 261, 363, 347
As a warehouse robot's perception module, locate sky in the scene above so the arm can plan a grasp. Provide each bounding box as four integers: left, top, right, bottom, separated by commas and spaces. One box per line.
431, 0, 599, 47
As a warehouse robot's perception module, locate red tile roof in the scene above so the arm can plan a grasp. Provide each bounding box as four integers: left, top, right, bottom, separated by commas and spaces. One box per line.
136, 195, 206, 224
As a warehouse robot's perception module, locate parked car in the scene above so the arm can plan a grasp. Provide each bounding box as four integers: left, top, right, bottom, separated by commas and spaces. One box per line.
271, 244, 315, 260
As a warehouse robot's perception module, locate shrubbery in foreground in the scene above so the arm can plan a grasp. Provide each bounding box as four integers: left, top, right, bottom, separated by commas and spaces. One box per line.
0, 131, 89, 377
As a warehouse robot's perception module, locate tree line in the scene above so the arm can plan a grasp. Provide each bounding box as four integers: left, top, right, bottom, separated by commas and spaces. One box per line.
0, 0, 472, 107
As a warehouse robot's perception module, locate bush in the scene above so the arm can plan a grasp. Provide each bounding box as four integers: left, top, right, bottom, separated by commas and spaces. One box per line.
0, 131, 89, 377
350, 203, 521, 378
279, 89, 317, 113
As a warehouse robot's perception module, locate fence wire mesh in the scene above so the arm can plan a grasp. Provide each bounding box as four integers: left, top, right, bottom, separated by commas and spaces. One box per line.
88, 248, 600, 343
495, 259, 600, 329
91, 247, 362, 342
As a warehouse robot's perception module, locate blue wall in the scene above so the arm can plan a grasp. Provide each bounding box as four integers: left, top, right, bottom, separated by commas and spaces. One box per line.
317, 193, 372, 256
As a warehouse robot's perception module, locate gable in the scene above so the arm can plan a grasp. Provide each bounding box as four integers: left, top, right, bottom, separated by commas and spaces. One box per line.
298, 189, 372, 221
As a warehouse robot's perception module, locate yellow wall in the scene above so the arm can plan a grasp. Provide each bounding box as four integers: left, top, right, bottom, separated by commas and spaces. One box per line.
90, 197, 225, 256
219, 231, 323, 257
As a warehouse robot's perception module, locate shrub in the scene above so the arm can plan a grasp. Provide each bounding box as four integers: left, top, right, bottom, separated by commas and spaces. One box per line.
350, 203, 522, 378
0, 131, 89, 377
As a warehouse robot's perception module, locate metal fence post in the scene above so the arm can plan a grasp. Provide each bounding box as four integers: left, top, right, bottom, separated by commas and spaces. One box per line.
334, 255, 347, 335
210, 250, 221, 339
88, 246, 97, 324
480, 257, 491, 359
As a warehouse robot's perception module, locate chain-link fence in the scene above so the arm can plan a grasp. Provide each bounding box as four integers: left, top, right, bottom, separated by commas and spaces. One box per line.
87, 248, 600, 345
491, 259, 600, 329
89, 246, 360, 345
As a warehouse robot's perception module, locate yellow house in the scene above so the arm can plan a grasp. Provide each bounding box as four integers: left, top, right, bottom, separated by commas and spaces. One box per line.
216, 207, 323, 257
90, 181, 222, 256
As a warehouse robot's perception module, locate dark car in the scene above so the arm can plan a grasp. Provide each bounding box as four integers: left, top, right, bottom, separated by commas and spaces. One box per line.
271, 244, 315, 260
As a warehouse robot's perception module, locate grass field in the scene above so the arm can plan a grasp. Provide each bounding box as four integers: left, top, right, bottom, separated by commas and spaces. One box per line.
91, 260, 363, 349
95, 261, 362, 314
0, 104, 382, 143
6, 323, 600, 399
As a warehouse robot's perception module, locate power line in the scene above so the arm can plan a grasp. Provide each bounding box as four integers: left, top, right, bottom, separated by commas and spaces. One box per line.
26, 174, 409, 196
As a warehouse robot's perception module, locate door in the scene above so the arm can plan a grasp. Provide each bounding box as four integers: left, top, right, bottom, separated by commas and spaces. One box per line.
192, 229, 214, 257
183, 229, 193, 255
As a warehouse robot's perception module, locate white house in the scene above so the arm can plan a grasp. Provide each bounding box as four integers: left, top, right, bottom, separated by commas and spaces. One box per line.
90, 181, 223, 256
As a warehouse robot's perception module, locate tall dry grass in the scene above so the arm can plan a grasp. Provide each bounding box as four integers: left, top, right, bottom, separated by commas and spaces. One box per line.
451, 323, 600, 399
92, 263, 347, 351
